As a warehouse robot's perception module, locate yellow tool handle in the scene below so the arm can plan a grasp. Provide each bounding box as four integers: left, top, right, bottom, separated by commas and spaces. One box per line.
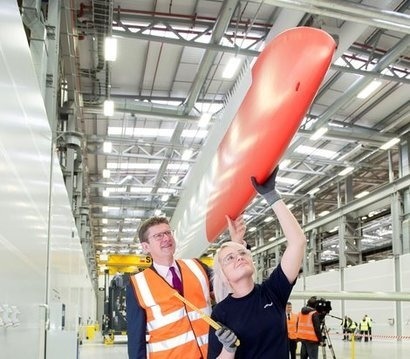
173, 291, 240, 347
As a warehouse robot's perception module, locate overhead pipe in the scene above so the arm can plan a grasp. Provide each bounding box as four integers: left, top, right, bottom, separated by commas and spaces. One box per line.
83, 99, 200, 123
263, 0, 410, 34
113, 7, 273, 30
21, 0, 44, 33
79, 0, 112, 105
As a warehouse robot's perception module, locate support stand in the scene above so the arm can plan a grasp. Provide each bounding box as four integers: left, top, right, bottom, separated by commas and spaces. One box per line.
321, 321, 336, 359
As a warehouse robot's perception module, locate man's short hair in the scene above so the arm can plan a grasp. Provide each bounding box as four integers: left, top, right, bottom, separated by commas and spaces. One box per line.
138, 217, 169, 243
307, 296, 317, 308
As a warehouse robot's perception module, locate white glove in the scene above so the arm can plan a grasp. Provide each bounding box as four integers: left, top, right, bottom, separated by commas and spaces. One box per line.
215, 326, 237, 353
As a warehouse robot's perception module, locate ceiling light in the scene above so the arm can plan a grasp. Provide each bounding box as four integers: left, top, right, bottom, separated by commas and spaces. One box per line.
103, 100, 114, 116
102, 218, 108, 224
107, 162, 190, 171
279, 159, 291, 168
99, 254, 108, 261
124, 217, 141, 222
107, 126, 208, 139
249, 227, 257, 232
102, 169, 111, 178
181, 149, 193, 161
158, 188, 176, 194
109, 187, 127, 193
222, 57, 241, 79
130, 187, 153, 193
170, 175, 179, 184
103, 190, 109, 197
102, 206, 108, 212
103, 141, 112, 153
198, 113, 211, 128
154, 209, 162, 216
356, 80, 382, 99
104, 37, 117, 61
287, 203, 294, 209
295, 145, 338, 159
120, 237, 134, 242
380, 137, 400, 150
319, 210, 330, 217
122, 228, 136, 233
310, 127, 328, 141
355, 190, 369, 199
338, 166, 354, 176
161, 194, 170, 202
264, 216, 274, 223
276, 176, 299, 185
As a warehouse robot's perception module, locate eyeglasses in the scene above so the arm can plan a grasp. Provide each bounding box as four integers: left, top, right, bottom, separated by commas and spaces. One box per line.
148, 230, 174, 242
221, 248, 250, 266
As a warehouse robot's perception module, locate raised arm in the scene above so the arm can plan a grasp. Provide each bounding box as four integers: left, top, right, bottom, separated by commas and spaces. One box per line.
251, 167, 306, 283
226, 214, 246, 246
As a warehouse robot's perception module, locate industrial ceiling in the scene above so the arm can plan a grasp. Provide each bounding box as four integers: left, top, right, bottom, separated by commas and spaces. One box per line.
56, 0, 410, 275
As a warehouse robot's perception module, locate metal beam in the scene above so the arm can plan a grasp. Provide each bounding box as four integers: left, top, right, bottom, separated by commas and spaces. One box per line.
331, 64, 410, 86
112, 28, 260, 57
83, 100, 199, 123
254, 174, 410, 255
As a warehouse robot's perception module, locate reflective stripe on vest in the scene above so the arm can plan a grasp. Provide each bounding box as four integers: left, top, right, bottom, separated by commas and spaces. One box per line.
131, 259, 210, 359
287, 313, 298, 340
297, 311, 319, 342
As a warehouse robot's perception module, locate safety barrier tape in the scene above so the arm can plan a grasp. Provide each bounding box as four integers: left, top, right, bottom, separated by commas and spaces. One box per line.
331, 331, 410, 340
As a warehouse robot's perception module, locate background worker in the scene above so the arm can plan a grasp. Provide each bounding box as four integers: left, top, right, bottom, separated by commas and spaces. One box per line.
207, 167, 307, 358
286, 302, 299, 359
347, 318, 357, 341
341, 315, 352, 340
359, 315, 369, 342
297, 296, 324, 359
365, 314, 373, 341
126, 215, 246, 359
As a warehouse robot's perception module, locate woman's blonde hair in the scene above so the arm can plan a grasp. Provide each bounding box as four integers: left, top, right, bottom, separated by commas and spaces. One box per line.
212, 242, 254, 303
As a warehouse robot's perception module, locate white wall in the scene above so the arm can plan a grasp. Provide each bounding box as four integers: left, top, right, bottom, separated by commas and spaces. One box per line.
344, 258, 395, 337
400, 253, 410, 336
290, 256, 410, 340
0, 2, 95, 358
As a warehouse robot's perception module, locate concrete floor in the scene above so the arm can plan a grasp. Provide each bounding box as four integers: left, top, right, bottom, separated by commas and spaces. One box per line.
79, 336, 410, 359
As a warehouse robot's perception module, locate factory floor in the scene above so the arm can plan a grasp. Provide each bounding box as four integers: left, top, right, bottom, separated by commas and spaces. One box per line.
79, 336, 410, 358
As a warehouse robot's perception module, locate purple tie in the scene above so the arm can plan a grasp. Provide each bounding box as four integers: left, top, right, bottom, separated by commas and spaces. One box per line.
169, 266, 183, 294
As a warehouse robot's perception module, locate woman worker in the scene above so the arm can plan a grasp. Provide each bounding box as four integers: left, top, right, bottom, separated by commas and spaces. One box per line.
208, 167, 306, 359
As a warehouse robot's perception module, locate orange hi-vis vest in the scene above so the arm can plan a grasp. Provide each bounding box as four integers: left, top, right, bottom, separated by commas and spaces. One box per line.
297, 311, 319, 342
287, 313, 298, 340
130, 259, 211, 359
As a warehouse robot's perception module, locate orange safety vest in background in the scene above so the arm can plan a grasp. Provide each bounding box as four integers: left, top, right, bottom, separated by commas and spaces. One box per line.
287, 313, 298, 340
130, 259, 211, 359
297, 311, 319, 342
